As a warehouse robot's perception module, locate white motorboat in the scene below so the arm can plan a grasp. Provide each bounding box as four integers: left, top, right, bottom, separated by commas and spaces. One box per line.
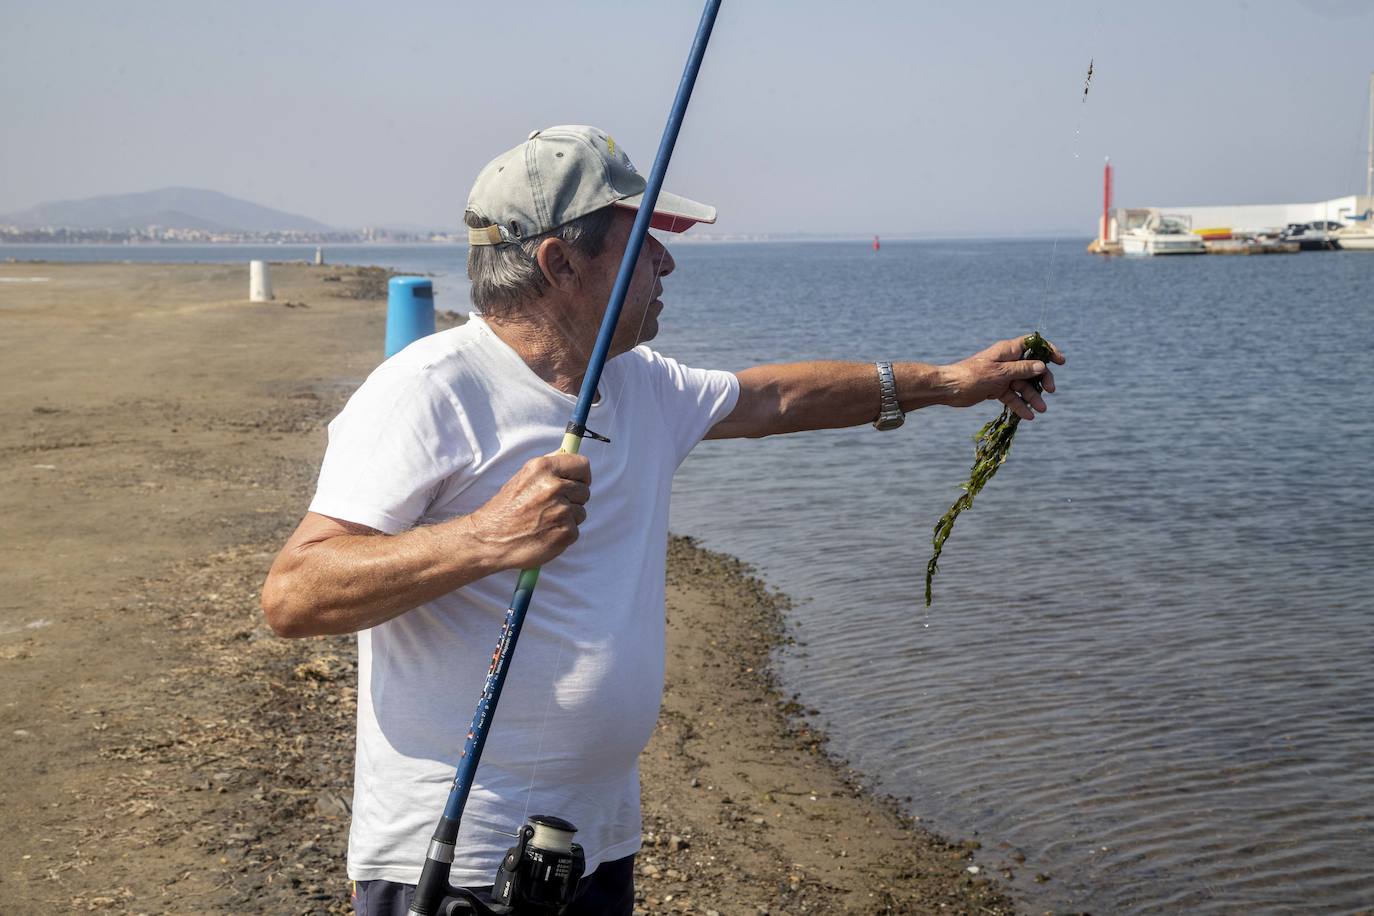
1335, 227, 1374, 251
1120, 213, 1207, 256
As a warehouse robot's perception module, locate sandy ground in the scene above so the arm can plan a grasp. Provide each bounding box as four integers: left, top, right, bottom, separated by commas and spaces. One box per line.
0, 261, 1014, 914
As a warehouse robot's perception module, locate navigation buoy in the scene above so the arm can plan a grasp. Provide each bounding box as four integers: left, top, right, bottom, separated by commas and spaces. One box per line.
873, 235, 880, 251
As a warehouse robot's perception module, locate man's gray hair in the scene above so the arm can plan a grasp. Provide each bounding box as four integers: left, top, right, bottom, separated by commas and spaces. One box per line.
465, 207, 616, 318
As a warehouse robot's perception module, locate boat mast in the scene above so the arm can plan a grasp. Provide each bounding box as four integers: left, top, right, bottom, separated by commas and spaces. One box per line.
1366, 71, 1373, 200
1102, 157, 1113, 243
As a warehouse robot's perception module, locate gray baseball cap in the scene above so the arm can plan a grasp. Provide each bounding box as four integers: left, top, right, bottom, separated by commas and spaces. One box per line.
466, 125, 716, 246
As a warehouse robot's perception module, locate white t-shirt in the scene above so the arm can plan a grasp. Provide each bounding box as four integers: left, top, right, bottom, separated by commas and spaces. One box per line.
308, 315, 739, 887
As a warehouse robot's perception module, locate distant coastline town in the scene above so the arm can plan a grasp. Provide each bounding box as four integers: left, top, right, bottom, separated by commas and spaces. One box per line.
0, 187, 463, 246
0, 224, 849, 246
0, 186, 807, 247
0, 225, 457, 245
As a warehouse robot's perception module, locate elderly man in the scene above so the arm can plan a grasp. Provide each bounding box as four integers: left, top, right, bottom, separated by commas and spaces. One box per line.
261, 125, 1063, 916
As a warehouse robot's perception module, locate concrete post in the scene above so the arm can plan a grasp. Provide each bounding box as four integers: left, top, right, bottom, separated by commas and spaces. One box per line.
249, 261, 273, 301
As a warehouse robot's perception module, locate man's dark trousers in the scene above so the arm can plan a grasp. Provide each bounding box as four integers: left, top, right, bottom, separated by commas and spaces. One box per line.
351, 854, 635, 916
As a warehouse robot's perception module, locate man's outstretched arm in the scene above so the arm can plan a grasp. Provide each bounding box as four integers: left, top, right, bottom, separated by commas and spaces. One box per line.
261, 452, 591, 638
706, 335, 1065, 440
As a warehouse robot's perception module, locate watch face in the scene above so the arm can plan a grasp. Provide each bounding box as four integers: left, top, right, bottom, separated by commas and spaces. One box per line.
875, 413, 904, 431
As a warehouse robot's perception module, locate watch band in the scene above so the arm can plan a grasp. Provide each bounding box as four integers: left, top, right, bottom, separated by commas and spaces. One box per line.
873, 360, 904, 430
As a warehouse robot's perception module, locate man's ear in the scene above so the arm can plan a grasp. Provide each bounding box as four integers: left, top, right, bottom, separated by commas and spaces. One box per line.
535, 238, 580, 293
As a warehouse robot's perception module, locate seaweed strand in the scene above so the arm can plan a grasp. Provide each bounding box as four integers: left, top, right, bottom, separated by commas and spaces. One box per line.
925, 332, 1055, 606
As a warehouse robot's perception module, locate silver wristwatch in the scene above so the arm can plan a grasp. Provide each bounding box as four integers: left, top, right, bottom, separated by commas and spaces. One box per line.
872, 361, 904, 430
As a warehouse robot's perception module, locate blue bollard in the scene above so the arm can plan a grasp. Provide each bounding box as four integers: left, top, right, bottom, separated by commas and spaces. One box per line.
384, 276, 436, 358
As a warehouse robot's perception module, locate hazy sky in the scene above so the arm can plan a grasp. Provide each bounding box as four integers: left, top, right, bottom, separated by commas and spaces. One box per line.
3, 0, 1372, 235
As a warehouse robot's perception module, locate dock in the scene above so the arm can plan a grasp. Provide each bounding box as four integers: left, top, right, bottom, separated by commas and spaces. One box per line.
1203, 239, 1300, 255
1086, 236, 1301, 256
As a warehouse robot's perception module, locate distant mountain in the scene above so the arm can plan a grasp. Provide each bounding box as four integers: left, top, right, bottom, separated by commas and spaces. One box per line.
0, 187, 333, 232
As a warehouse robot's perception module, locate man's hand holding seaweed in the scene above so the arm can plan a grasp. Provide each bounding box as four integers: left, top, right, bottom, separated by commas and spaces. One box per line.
940, 335, 1067, 419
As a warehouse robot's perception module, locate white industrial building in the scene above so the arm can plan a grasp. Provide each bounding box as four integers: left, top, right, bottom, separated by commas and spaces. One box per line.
1101, 194, 1372, 241
1156, 194, 1372, 233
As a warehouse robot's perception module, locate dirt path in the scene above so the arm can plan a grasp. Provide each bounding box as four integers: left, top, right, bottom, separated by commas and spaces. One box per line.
1, 262, 387, 912
0, 262, 1013, 914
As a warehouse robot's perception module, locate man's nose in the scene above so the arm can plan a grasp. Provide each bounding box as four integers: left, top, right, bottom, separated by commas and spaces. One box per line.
648, 235, 675, 277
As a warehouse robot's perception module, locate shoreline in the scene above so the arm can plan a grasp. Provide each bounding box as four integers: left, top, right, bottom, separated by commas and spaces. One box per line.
0, 262, 1013, 913
645, 536, 1014, 914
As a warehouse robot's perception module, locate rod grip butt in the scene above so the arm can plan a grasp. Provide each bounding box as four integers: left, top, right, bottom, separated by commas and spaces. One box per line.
408, 856, 452, 915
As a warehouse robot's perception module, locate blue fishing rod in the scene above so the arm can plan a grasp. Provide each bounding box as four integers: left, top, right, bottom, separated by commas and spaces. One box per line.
408, 3, 723, 913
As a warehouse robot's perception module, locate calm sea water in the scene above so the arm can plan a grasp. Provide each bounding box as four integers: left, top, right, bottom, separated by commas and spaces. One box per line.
660, 240, 1374, 914
17, 241, 1374, 913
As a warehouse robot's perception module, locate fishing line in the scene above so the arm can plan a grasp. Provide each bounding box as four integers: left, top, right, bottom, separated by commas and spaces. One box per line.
537, 217, 675, 411
1034, 55, 1096, 335
1034, 2, 1101, 335
1035, 238, 1060, 336
518, 640, 563, 826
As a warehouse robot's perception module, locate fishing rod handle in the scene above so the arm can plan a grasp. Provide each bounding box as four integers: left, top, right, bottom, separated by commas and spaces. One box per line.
409, 582, 536, 915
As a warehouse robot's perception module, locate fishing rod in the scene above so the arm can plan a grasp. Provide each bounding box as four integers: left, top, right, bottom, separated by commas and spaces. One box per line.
407, 3, 723, 913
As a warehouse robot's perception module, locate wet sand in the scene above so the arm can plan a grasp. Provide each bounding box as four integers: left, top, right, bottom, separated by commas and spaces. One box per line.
0, 261, 1013, 914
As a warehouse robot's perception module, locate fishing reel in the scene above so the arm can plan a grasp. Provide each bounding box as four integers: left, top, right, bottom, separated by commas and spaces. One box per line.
432, 815, 585, 916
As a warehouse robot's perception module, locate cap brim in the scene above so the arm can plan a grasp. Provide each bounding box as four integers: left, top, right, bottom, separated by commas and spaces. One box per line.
613, 189, 716, 232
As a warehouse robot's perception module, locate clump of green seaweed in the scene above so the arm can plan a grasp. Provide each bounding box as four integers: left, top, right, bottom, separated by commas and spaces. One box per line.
925, 332, 1055, 606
